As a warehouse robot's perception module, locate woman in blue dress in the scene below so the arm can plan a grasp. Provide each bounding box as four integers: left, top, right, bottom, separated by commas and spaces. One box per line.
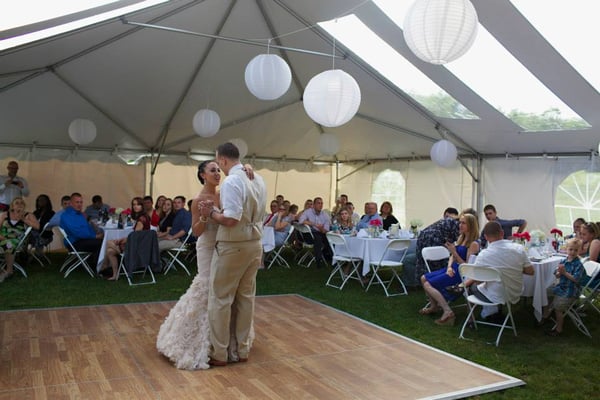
419, 213, 479, 326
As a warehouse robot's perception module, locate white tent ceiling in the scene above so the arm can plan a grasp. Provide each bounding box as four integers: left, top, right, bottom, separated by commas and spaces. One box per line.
2, 0, 600, 166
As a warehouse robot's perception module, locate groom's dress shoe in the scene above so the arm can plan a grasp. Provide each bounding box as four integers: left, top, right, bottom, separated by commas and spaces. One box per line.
208, 358, 227, 367
238, 357, 248, 363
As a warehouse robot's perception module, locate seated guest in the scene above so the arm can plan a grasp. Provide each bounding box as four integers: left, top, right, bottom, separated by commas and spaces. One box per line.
579, 222, 600, 261
330, 194, 349, 221
296, 198, 313, 221
346, 202, 360, 225
29, 194, 55, 256
480, 204, 527, 248
288, 204, 299, 222
298, 197, 332, 269
143, 195, 160, 228
335, 207, 354, 234
540, 238, 583, 336
275, 194, 285, 206
157, 198, 175, 236
269, 203, 292, 246
0, 197, 39, 282
158, 195, 191, 252
566, 217, 586, 239
154, 195, 166, 212
415, 207, 460, 280
468, 222, 533, 320
263, 200, 279, 226
100, 197, 151, 280
47, 195, 70, 227
356, 202, 383, 230
420, 213, 480, 325
84, 195, 110, 221
379, 201, 399, 231
60, 193, 104, 267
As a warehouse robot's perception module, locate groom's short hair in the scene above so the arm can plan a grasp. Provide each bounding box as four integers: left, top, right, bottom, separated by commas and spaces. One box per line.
216, 142, 240, 160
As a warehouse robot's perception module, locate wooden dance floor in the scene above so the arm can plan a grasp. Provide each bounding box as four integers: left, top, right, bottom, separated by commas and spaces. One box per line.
0, 295, 523, 399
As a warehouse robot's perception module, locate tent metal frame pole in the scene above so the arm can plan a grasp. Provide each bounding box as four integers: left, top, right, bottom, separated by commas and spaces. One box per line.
122, 20, 345, 60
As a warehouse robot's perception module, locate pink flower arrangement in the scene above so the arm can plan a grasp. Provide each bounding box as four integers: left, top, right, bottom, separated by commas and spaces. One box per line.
369, 218, 382, 227
121, 208, 132, 215
108, 207, 116, 214
550, 228, 563, 251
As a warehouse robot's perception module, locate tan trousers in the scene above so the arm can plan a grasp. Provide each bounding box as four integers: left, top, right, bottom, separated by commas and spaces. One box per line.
208, 239, 262, 362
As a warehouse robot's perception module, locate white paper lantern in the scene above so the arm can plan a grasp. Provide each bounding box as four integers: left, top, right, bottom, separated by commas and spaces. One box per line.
319, 133, 339, 156
193, 109, 220, 137
303, 69, 361, 128
245, 54, 292, 100
229, 138, 248, 160
403, 0, 478, 65
430, 139, 458, 168
68, 118, 96, 145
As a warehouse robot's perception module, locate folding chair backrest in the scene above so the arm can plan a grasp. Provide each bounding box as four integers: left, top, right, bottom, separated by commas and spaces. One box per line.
459, 263, 502, 283
583, 260, 600, 288
293, 222, 313, 237
387, 239, 411, 252
422, 246, 450, 262
325, 232, 346, 246
13, 226, 33, 252
58, 227, 77, 251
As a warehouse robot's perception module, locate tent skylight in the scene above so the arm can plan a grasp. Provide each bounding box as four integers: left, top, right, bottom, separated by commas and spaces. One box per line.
511, 0, 600, 98
0, 0, 167, 51
372, 0, 590, 132
319, 15, 478, 120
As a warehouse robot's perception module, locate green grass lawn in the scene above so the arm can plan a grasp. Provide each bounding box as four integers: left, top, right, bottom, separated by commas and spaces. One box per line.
1, 253, 598, 399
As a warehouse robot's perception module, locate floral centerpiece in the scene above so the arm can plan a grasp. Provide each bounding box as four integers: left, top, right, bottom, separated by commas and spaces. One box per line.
513, 231, 531, 246
409, 219, 423, 236
368, 218, 383, 238
530, 229, 546, 247
550, 228, 563, 251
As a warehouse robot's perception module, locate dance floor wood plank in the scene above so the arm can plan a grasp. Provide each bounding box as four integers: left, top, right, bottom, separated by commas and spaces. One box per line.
0, 295, 523, 399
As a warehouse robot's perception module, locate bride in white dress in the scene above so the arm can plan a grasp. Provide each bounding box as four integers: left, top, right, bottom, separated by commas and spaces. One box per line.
156, 160, 253, 370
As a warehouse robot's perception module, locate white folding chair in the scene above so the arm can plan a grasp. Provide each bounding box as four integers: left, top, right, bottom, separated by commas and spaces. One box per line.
163, 228, 193, 276
422, 246, 450, 273
325, 232, 363, 290
58, 227, 95, 278
458, 264, 517, 346
118, 230, 158, 286
292, 223, 316, 268
29, 222, 53, 266
0, 226, 33, 278
561, 260, 600, 337
366, 239, 410, 296
266, 226, 293, 269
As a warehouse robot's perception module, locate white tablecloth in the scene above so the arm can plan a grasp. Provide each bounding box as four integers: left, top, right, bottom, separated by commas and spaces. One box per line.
341, 237, 417, 275
262, 226, 275, 252
97, 227, 133, 272
522, 255, 562, 321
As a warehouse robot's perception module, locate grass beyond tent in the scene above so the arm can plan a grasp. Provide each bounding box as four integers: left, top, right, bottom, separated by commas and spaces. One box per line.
1, 254, 598, 399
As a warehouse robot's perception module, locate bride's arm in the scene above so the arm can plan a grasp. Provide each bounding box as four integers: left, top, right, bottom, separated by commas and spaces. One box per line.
191, 197, 207, 237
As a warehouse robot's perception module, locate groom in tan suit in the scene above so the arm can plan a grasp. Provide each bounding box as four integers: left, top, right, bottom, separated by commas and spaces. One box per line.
201, 142, 267, 366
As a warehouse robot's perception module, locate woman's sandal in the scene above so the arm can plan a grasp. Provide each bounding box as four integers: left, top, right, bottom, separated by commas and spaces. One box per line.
419, 307, 440, 315
434, 311, 456, 326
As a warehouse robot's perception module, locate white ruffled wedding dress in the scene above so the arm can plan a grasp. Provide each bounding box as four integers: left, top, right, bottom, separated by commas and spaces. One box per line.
156, 221, 216, 370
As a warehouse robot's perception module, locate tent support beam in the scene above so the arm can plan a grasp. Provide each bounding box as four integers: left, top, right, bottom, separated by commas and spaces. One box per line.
122, 21, 345, 60
52, 69, 149, 148
150, 0, 238, 175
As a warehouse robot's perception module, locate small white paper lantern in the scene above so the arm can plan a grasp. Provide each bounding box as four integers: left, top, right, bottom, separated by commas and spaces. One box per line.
193, 109, 220, 137
245, 54, 292, 100
229, 138, 248, 160
68, 118, 97, 145
403, 0, 478, 65
319, 133, 339, 156
430, 139, 458, 168
303, 69, 361, 128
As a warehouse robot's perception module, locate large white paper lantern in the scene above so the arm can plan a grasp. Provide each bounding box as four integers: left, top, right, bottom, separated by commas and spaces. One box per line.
230, 138, 248, 160
193, 109, 220, 137
68, 119, 96, 145
303, 69, 361, 128
319, 133, 339, 156
403, 0, 478, 65
430, 139, 457, 167
245, 54, 292, 100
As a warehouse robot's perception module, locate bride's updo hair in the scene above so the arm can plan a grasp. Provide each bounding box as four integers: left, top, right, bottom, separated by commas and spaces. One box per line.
197, 160, 212, 185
